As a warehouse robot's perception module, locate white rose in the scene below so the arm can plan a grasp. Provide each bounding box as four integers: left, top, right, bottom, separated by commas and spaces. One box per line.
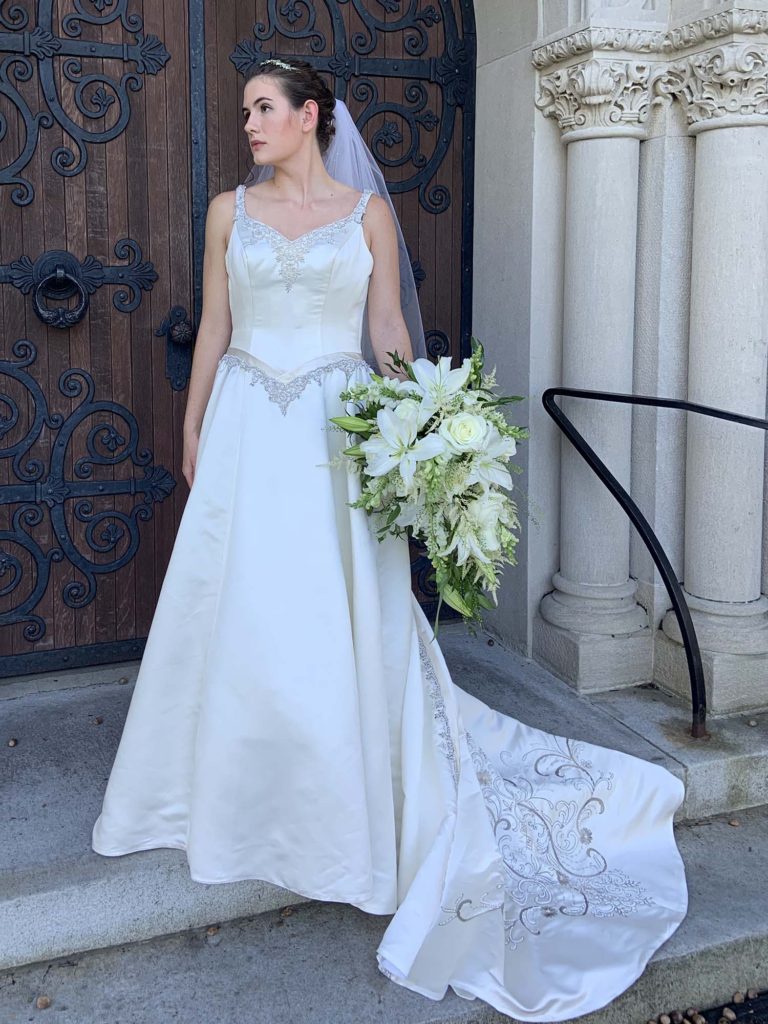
394, 395, 435, 430
438, 412, 490, 453
393, 398, 422, 421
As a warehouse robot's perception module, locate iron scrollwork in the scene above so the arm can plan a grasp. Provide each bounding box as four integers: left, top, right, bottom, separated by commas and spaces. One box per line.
0, 0, 171, 205
0, 338, 175, 643
229, 0, 472, 215
1, 239, 158, 327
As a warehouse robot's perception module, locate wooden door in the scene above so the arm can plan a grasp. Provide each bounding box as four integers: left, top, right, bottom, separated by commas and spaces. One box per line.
0, 0, 476, 679
0, 1, 193, 676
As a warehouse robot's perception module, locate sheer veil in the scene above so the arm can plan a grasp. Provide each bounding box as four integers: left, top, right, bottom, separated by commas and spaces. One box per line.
243, 94, 427, 371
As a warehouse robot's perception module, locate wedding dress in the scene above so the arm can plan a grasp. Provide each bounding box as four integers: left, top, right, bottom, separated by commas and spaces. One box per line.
92, 182, 688, 1022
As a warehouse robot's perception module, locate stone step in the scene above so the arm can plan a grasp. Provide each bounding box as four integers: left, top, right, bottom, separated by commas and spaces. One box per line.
2, 623, 767, 971
1, 806, 766, 1024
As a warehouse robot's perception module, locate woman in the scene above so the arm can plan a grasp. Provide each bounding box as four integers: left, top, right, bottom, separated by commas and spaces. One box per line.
92, 58, 688, 1021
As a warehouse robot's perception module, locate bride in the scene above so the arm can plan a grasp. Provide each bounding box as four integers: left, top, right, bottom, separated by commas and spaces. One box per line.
92, 57, 688, 1022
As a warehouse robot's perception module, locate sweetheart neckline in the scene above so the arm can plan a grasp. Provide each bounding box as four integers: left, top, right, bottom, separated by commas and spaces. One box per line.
239, 185, 369, 244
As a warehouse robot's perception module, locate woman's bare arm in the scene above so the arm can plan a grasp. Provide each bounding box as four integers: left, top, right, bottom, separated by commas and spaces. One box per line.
183, 192, 234, 438
363, 195, 415, 380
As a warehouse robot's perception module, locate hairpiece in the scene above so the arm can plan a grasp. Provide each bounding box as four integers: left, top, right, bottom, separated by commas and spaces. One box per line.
258, 58, 296, 72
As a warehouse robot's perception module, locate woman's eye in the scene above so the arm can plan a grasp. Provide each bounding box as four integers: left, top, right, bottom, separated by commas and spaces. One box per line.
260, 104, 270, 112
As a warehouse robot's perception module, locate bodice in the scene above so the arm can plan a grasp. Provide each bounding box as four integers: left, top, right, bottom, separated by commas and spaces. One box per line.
224, 183, 374, 371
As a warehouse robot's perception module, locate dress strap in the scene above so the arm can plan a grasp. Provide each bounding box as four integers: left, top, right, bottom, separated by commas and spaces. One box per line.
353, 189, 374, 223
233, 183, 245, 222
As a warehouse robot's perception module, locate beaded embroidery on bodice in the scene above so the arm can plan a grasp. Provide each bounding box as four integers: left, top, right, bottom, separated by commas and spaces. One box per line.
233, 183, 373, 292
220, 183, 375, 414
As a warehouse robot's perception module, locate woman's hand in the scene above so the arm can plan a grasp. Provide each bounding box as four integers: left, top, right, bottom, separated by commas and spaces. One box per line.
182, 429, 200, 489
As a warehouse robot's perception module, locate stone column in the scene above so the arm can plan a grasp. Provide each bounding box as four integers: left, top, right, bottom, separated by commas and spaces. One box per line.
533, 58, 653, 691
656, 42, 768, 714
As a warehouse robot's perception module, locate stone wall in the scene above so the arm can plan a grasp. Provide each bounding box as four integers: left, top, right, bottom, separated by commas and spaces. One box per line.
474, 0, 768, 715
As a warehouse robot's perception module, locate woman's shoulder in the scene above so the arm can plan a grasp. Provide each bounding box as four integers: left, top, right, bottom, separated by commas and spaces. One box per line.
362, 191, 393, 228
206, 188, 241, 230
209, 187, 240, 212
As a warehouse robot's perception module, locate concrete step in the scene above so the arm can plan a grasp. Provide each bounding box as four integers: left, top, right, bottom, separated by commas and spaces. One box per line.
1, 806, 766, 1024
2, 623, 767, 971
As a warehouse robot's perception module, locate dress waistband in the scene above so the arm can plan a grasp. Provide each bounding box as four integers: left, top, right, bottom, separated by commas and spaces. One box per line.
223, 346, 366, 382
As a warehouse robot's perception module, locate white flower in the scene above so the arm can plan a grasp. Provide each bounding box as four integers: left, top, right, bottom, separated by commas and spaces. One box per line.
438, 517, 491, 566
394, 483, 427, 529
466, 493, 504, 552
438, 412, 490, 453
359, 405, 447, 489
410, 356, 471, 418
393, 397, 421, 419
466, 428, 517, 490
393, 395, 436, 430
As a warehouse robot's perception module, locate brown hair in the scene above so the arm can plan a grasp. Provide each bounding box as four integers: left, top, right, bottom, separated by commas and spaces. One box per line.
245, 59, 336, 154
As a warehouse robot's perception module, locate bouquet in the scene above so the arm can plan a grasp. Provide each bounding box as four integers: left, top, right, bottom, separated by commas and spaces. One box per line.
329, 336, 527, 633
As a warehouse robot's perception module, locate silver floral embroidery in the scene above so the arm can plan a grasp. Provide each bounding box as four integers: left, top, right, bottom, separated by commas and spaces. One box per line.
461, 732, 655, 948
218, 352, 365, 414
418, 636, 460, 789
438, 886, 505, 928
234, 184, 372, 291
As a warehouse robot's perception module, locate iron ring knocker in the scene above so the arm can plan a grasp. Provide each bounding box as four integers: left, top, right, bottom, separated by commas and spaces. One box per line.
33, 265, 89, 328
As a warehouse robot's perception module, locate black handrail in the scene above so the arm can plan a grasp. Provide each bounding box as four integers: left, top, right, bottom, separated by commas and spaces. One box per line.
542, 388, 768, 739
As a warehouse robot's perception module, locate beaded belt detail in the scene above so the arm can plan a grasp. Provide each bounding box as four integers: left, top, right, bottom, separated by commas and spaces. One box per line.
218, 347, 369, 415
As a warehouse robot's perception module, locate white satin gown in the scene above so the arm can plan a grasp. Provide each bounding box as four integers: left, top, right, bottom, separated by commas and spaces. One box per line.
92, 183, 688, 1021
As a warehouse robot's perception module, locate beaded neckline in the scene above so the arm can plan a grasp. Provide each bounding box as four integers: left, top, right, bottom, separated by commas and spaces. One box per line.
232, 185, 373, 291
237, 184, 371, 244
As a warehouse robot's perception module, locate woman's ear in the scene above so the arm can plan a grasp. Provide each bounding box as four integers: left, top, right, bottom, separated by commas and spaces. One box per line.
302, 99, 318, 133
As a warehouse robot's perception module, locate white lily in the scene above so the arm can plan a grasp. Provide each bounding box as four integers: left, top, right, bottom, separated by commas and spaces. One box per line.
438, 517, 492, 566
410, 356, 471, 418
360, 405, 447, 489
466, 493, 504, 552
466, 429, 517, 490
394, 483, 427, 529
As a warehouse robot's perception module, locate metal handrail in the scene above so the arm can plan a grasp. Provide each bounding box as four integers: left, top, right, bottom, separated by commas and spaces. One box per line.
542, 388, 768, 739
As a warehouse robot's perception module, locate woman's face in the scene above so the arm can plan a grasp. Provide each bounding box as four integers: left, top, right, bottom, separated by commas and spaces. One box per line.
242, 76, 313, 165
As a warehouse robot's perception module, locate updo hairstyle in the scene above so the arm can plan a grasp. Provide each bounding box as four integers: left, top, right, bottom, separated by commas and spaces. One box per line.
245, 58, 336, 154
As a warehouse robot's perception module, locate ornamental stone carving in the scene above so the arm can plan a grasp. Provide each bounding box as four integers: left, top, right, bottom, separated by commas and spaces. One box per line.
656, 43, 768, 132
532, 29, 666, 70
536, 59, 653, 141
666, 9, 768, 52
532, 7, 768, 72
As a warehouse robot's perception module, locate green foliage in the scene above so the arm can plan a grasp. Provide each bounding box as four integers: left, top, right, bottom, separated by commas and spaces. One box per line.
331, 335, 528, 633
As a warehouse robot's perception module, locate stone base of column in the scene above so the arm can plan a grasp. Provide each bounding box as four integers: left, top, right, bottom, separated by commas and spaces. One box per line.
662, 593, 768, 653
535, 575, 652, 691
533, 615, 653, 693
656, 593, 768, 714
655, 629, 768, 715
539, 574, 649, 633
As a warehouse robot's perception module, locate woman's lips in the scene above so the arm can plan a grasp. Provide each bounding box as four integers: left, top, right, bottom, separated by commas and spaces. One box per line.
251, 141, 265, 149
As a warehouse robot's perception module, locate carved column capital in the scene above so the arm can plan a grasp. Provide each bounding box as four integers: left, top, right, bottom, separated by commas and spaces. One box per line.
535, 58, 653, 142
655, 42, 768, 133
